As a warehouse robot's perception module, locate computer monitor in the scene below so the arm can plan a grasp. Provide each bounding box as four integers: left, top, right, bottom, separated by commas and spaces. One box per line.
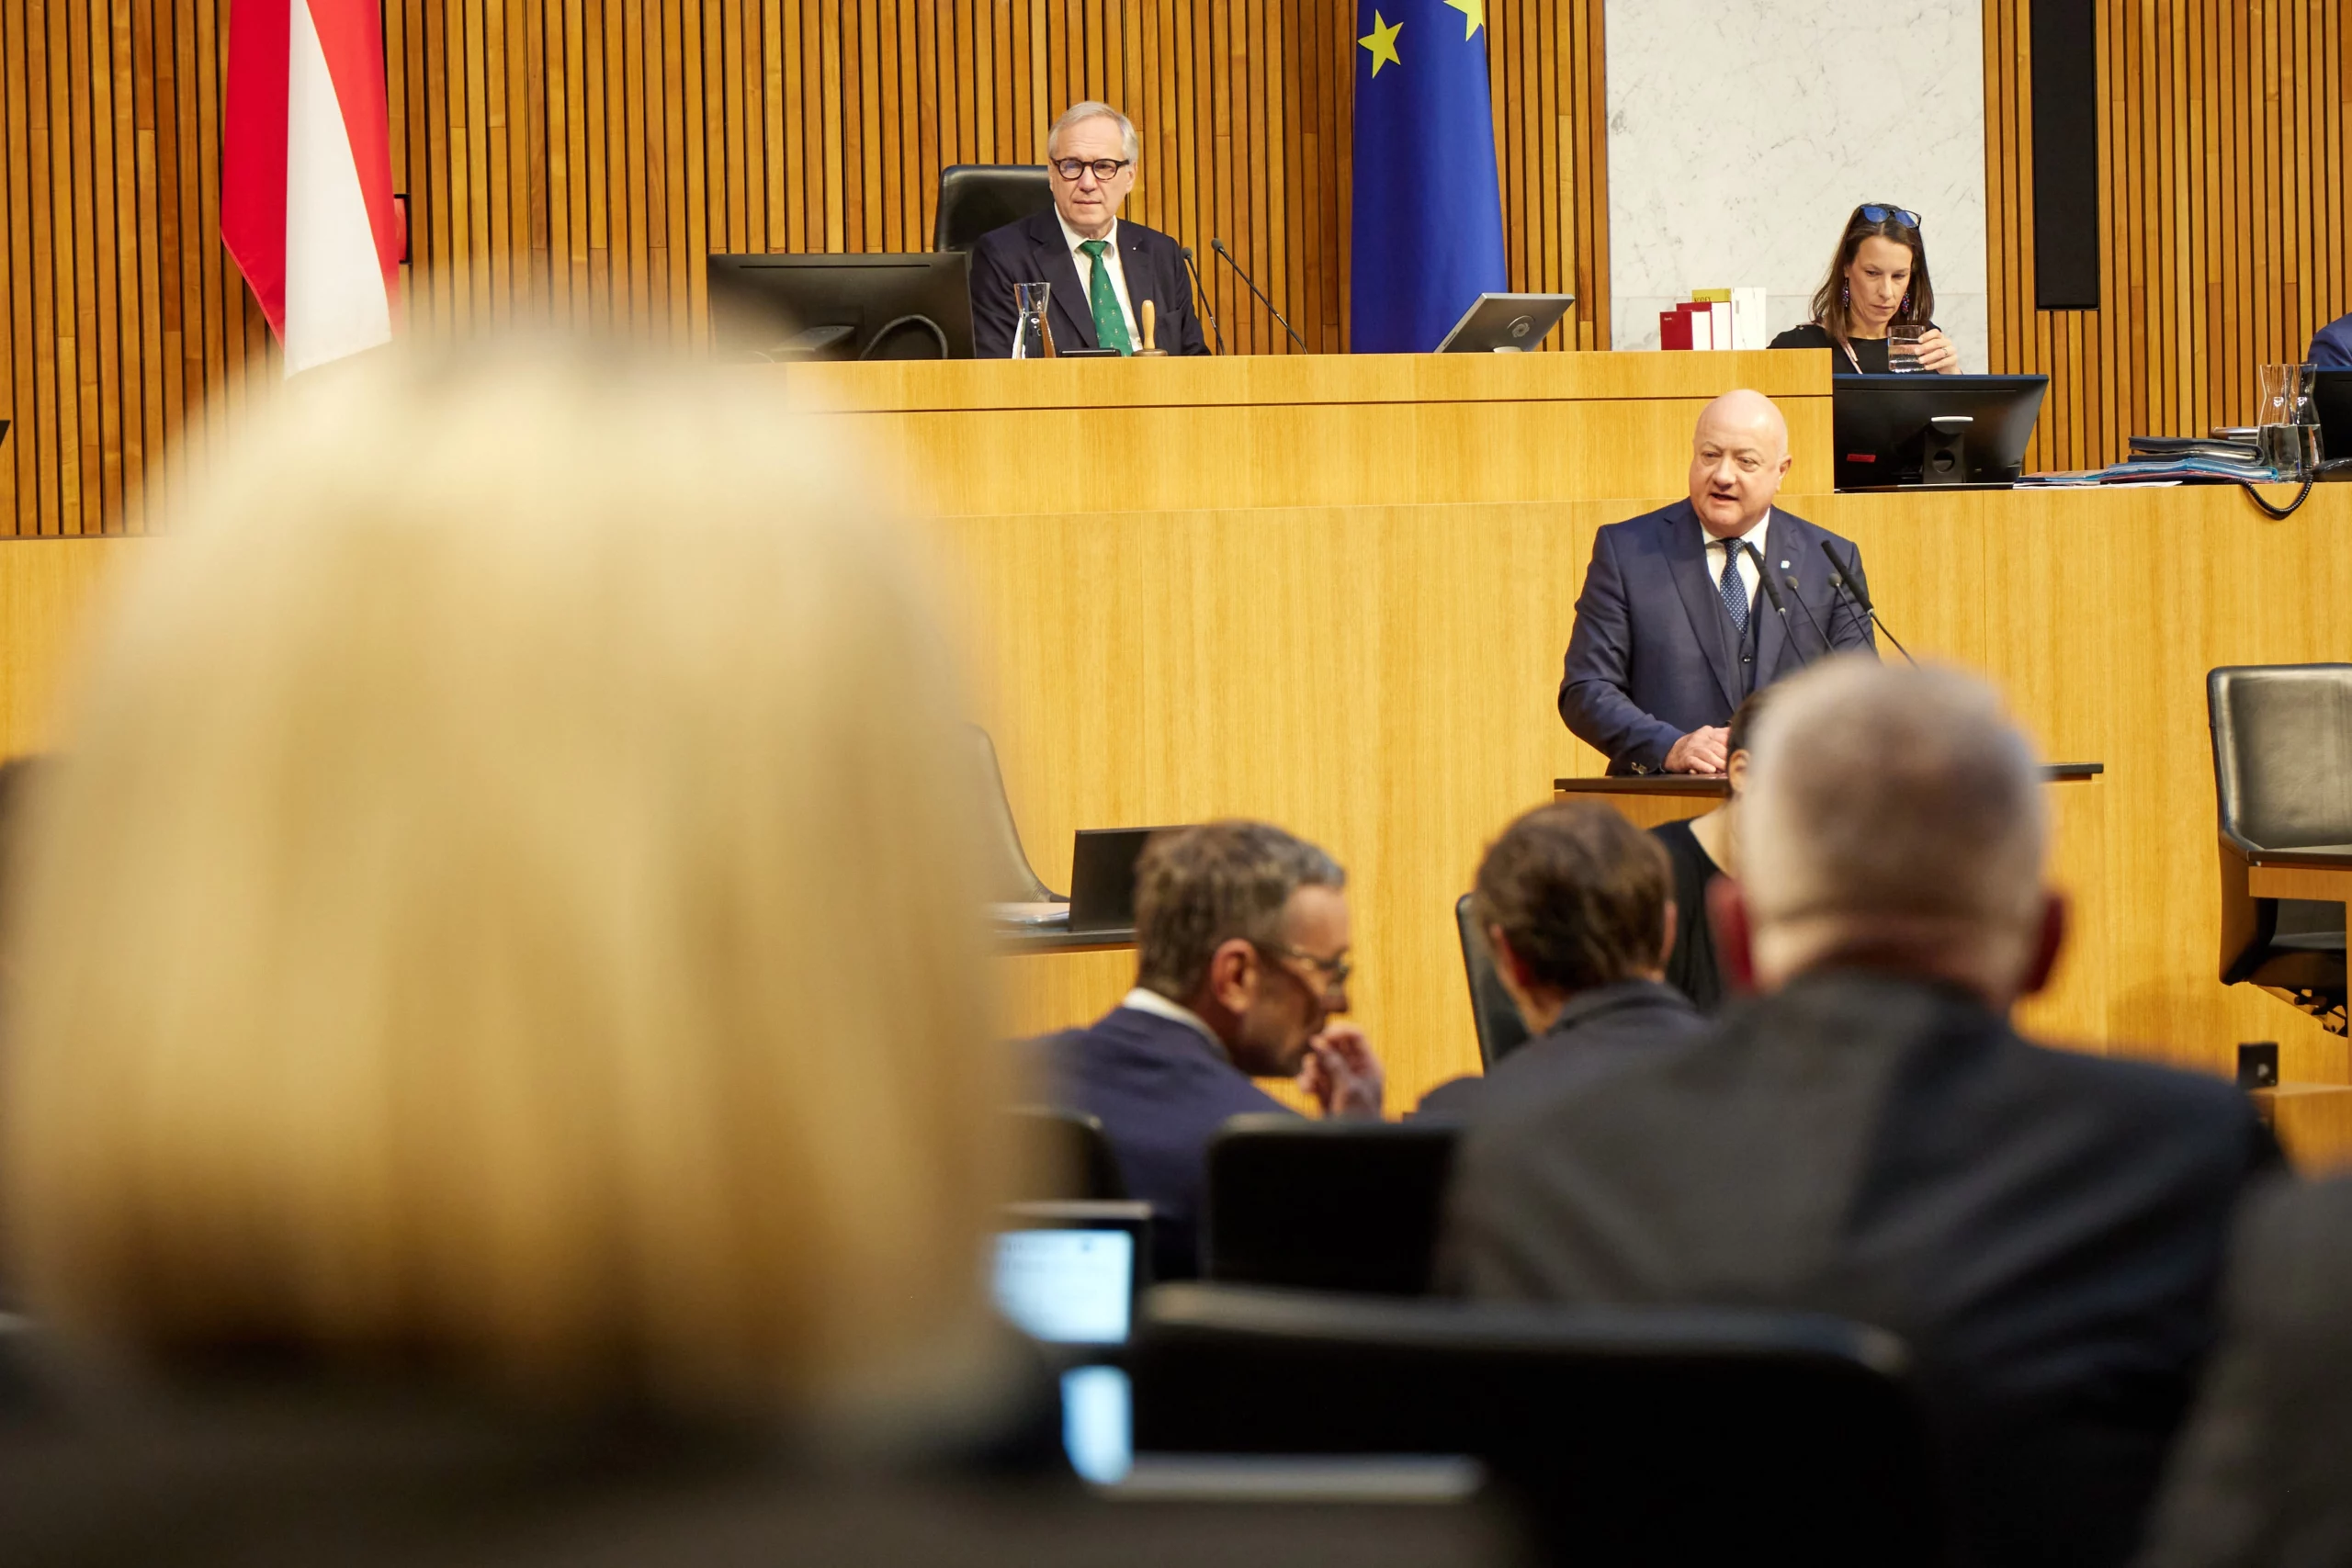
706, 252, 974, 362
992, 1201, 1152, 1348
1433, 292, 1576, 353
1068, 826, 1183, 937
2314, 368, 2352, 464
1831, 373, 2050, 489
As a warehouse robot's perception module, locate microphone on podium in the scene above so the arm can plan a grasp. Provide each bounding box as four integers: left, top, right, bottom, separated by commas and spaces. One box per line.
1817, 538, 1918, 666
1181, 247, 1227, 355
1779, 570, 1838, 656
1211, 238, 1306, 348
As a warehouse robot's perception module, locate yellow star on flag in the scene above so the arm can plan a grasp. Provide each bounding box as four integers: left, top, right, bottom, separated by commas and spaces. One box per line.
1444, 0, 1486, 39
1359, 10, 1402, 76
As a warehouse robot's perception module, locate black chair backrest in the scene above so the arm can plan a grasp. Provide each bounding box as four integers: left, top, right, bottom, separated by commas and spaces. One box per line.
933, 164, 1053, 254
1204, 1116, 1455, 1294
968, 724, 1057, 904
1009, 1105, 1127, 1202
2211, 664, 2352, 852
1132, 1282, 1939, 1568
1454, 892, 1532, 1069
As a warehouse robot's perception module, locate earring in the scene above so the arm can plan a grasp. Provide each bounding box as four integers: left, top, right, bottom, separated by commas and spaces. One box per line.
1902, 294, 1911, 311
1841, 285, 1849, 305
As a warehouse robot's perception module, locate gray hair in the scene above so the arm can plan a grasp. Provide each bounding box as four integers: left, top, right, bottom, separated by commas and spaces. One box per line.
1741, 659, 2046, 964
1134, 821, 1344, 1000
1047, 101, 1141, 166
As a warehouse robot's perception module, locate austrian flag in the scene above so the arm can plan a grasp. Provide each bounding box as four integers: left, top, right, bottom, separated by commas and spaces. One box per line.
221, 0, 402, 376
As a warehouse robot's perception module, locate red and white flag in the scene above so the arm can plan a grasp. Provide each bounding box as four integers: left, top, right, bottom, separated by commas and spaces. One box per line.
222, 1, 402, 376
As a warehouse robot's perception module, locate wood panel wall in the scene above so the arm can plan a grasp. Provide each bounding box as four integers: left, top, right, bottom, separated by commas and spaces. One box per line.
0, 0, 1609, 538
1984, 0, 2352, 471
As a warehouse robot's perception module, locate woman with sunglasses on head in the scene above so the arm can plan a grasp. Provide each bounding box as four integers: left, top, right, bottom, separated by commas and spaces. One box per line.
1770, 203, 1959, 374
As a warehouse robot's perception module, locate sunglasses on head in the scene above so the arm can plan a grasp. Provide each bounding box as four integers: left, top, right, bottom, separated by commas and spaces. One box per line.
1860, 203, 1922, 230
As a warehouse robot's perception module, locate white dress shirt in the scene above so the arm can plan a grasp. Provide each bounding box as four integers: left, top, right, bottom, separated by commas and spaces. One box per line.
1057, 211, 1140, 349
1708, 511, 1772, 614
1121, 987, 1227, 1060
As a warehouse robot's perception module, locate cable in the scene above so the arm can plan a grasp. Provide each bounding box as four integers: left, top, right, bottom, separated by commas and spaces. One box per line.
2241, 475, 2316, 519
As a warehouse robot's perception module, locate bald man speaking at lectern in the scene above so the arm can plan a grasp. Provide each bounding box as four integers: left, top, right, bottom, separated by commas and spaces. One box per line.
1559, 390, 1878, 775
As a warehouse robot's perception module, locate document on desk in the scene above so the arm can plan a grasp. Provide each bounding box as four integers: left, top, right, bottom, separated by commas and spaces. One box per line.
989, 901, 1071, 929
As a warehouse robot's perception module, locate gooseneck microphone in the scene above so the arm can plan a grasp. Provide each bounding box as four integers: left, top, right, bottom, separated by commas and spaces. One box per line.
1777, 570, 1838, 658
1180, 245, 1227, 355
1816, 538, 1918, 666
1210, 238, 1307, 348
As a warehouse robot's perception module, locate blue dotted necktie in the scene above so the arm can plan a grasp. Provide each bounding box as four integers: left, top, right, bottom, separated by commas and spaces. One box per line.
1717, 540, 1750, 635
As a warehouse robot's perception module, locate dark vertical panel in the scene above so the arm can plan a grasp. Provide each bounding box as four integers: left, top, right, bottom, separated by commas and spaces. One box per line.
2030, 0, 2100, 309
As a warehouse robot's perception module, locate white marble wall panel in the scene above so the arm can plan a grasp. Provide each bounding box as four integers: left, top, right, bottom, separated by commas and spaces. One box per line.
1606, 0, 1986, 372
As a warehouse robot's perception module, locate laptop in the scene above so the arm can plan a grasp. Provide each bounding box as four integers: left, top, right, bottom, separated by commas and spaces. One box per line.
994, 1201, 1152, 1483
2314, 368, 2352, 464
1068, 827, 1182, 937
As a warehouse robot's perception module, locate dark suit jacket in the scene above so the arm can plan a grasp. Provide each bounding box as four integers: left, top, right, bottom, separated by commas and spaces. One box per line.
2137, 1175, 2352, 1568
1038, 1005, 1293, 1280
0, 1363, 1521, 1566
1558, 502, 1876, 774
2308, 310, 2352, 368
967, 210, 1210, 359
1414, 979, 1707, 1119
1442, 971, 2284, 1568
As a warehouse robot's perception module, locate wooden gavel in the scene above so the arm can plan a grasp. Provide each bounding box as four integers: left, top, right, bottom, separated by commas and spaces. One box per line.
1135, 299, 1168, 357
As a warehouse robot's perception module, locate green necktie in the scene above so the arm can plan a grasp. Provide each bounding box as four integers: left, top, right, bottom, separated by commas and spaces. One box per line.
1078, 239, 1133, 355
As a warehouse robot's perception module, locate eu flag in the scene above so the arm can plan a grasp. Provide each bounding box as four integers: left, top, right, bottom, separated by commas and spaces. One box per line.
1350, 0, 1509, 352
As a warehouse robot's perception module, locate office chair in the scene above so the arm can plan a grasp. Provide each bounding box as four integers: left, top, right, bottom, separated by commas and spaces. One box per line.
1202, 1115, 1457, 1294
1008, 1105, 1127, 1202
933, 164, 1053, 254
1131, 1282, 1939, 1568
2210, 665, 2352, 1032
1455, 893, 1532, 1068
968, 724, 1058, 904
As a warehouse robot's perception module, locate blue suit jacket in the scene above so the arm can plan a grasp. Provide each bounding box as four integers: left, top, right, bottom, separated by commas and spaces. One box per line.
1038, 1005, 1293, 1280
1559, 501, 1876, 773
967, 209, 1211, 360
2310, 311, 2352, 368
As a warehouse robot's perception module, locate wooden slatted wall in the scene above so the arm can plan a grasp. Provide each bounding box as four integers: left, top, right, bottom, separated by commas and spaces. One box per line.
1984, 0, 2351, 471
1, 0, 1609, 538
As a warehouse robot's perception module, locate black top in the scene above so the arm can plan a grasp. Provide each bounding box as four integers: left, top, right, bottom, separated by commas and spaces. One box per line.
1769, 321, 1939, 373
1444, 969, 2287, 1568
1650, 818, 1726, 1013
1413, 979, 1708, 1119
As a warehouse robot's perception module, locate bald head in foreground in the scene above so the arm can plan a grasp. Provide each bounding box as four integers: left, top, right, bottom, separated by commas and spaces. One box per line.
1447, 660, 2283, 1568
1557, 389, 1877, 776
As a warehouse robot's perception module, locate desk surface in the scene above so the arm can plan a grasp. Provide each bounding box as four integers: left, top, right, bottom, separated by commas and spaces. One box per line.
1555, 762, 2107, 796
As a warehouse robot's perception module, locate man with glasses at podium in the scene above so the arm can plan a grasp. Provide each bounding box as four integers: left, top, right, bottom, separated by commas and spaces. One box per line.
968, 102, 1211, 359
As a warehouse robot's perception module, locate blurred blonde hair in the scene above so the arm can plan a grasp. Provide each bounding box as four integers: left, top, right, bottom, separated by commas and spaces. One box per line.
2, 343, 1012, 1415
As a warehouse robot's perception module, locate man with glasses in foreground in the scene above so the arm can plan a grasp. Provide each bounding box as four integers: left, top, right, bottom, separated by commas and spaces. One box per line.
1037, 820, 1383, 1280
967, 100, 1212, 358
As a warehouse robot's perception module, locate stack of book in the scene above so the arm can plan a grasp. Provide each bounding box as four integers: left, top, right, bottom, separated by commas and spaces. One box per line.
1659, 288, 1768, 352
2018, 434, 2284, 487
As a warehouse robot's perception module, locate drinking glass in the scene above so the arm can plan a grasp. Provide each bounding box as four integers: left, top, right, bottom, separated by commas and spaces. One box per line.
2256, 363, 2320, 477
1012, 281, 1053, 359
1887, 324, 1927, 374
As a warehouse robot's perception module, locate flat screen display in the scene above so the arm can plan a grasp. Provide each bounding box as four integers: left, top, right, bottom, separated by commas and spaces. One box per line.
993, 1228, 1135, 1346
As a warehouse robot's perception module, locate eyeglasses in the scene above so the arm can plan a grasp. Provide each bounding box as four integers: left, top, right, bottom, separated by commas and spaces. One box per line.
1258, 941, 1354, 996
1859, 203, 1921, 230
1050, 157, 1132, 183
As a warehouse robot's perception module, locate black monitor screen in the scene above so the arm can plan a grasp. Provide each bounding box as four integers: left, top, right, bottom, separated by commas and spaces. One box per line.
1831, 373, 2051, 490
2314, 369, 2352, 464
707, 252, 974, 362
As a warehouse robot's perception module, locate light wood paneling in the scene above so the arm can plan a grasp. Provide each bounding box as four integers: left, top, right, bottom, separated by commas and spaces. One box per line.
3, 1, 1611, 538
0, 536, 141, 757
964, 481, 2352, 1111
781, 349, 1834, 515
1984, 0, 2352, 471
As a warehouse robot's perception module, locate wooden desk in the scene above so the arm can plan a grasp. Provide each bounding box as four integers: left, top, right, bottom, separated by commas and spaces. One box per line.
1555, 765, 2106, 831
14, 358, 2352, 1117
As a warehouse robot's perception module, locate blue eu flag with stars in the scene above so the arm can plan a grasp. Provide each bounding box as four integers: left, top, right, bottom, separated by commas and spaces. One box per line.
1350, 0, 1509, 352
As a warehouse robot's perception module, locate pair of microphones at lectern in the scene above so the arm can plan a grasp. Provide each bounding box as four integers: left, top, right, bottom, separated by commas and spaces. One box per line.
1182, 239, 1306, 355
1752, 539, 1916, 665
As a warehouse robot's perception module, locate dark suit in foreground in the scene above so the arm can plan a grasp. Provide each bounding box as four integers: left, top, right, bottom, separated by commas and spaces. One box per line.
1558, 502, 1874, 774
1443, 971, 2283, 1568
2137, 1175, 2352, 1568
1414, 979, 1706, 1119
1038, 1004, 1292, 1279
967, 210, 1210, 359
